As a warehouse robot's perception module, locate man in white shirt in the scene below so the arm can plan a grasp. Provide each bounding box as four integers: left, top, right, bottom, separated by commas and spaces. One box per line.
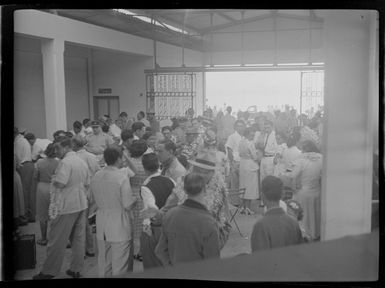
33, 136, 90, 279
254, 120, 279, 182
14, 127, 36, 222
137, 111, 150, 127
225, 120, 246, 195
85, 120, 115, 166
109, 118, 123, 141
90, 147, 137, 277
24, 133, 52, 162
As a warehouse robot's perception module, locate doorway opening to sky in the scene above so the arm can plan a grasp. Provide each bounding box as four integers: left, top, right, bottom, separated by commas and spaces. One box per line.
205, 70, 324, 117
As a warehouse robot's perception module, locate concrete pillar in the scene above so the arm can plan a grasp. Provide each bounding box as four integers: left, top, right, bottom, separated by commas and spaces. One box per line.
320, 11, 377, 240
41, 38, 67, 139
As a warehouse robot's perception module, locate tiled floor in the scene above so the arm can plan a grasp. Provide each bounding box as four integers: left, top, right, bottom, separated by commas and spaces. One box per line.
14, 200, 265, 280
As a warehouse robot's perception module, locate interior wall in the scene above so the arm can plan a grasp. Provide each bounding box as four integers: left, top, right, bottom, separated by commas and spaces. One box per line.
64, 56, 89, 128
92, 49, 153, 119
64, 43, 91, 128
14, 35, 46, 138
204, 17, 323, 65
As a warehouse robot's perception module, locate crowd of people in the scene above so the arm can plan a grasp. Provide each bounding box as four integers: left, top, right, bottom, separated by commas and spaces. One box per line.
13, 105, 324, 279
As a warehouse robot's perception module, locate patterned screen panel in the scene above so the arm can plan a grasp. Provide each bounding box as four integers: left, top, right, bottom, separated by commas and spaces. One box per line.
301, 71, 324, 118
146, 73, 196, 119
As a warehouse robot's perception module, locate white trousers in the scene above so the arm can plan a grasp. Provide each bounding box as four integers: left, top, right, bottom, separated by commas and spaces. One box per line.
97, 239, 132, 278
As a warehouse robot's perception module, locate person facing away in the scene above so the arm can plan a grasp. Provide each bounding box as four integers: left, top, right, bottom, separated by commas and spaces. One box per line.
90, 147, 137, 277
155, 173, 220, 266
33, 136, 90, 279
250, 176, 303, 252
139, 152, 176, 269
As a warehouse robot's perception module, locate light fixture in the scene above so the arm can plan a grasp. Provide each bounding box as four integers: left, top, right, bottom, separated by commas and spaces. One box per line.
244, 63, 274, 67
277, 62, 309, 66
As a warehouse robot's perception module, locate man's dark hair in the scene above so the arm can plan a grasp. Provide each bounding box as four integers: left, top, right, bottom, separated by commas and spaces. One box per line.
132, 121, 145, 133
184, 173, 206, 196
121, 129, 134, 142
129, 139, 148, 158
261, 176, 283, 202
276, 132, 288, 143
159, 140, 176, 154
82, 118, 90, 126
142, 152, 160, 173
72, 136, 86, 148
243, 127, 254, 138
101, 125, 109, 133
142, 131, 155, 141
161, 126, 172, 133
104, 147, 122, 166
44, 143, 57, 158
301, 140, 320, 153
53, 130, 67, 141
119, 112, 128, 118
226, 106, 232, 114
24, 133, 36, 141
138, 111, 145, 118
234, 119, 245, 128
73, 121, 82, 130
57, 137, 73, 149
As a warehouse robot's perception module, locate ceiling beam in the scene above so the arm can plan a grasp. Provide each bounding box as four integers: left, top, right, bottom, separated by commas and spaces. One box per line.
200, 13, 273, 34
150, 13, 206, 36
215, 11, 237, 23
275, 12, 323, 23
147, 9, 212, 15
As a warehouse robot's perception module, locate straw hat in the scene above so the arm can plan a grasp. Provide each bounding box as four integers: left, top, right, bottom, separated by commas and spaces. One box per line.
188, 151, 217, 170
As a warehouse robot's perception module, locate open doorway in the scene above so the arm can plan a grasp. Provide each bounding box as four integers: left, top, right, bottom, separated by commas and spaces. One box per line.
205, 70, 324, 118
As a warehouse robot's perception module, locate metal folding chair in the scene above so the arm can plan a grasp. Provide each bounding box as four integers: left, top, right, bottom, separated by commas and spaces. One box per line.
226, 188, 246, 237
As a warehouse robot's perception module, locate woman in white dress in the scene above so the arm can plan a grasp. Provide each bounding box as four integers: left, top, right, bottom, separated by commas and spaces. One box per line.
280, 140, 322, 241
238, 127, 262, 215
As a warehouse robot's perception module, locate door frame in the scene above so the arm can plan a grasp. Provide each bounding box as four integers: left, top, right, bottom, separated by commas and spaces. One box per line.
93, 96, 120, 120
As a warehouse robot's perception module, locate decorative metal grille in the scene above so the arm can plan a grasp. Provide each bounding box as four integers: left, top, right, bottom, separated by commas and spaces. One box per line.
300, 71, 324, 118
146, 73, 196, 119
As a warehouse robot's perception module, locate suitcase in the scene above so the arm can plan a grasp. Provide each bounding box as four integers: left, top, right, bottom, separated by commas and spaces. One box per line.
14, 234, 36, 270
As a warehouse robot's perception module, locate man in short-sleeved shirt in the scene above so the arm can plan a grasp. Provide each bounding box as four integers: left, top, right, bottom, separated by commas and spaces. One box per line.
34, 137, 90, 279
85, 120, 114, 166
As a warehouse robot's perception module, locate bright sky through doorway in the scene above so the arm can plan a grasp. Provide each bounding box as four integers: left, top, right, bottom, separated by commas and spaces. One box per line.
205, 71, 301, 113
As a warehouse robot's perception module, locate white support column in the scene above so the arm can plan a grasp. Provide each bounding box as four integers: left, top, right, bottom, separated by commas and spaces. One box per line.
320, 11, 376, 241
41, 38, 67, 139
